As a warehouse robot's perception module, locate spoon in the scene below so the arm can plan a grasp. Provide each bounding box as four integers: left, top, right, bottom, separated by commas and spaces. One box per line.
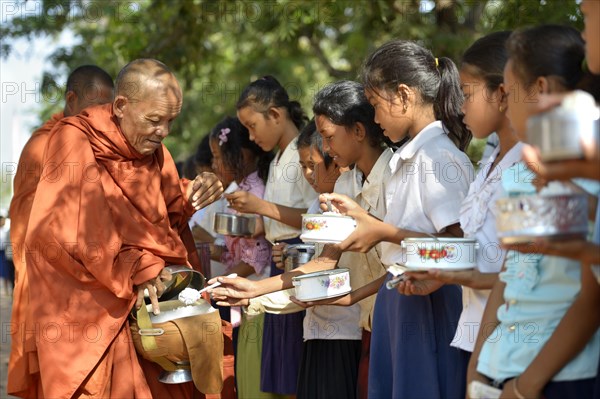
198, 273, 238, 294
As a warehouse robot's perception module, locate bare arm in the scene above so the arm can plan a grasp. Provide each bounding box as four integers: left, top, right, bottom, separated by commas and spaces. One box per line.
209, 244, 343, 300
505, 263, 600, 397
466, 267, 507, 397
291, 274, 386, 308
225, 191, 306, 229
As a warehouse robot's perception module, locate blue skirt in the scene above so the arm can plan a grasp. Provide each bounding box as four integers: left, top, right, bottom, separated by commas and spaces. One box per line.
368, 274, 469, 399
260, 237, 305, 395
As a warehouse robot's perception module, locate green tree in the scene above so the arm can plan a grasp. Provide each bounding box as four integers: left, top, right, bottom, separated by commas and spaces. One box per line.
1, 0, 582, 161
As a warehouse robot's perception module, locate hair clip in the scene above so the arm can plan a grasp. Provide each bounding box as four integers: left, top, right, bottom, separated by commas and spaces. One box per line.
218, 128, 231, 146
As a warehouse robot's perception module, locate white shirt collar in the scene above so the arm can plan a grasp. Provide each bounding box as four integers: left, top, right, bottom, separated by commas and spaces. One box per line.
389, 121, 445, 173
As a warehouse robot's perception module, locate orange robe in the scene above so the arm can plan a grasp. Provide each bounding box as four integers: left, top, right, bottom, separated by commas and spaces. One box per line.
8, 112, 63, 397
23, 103, 203, 398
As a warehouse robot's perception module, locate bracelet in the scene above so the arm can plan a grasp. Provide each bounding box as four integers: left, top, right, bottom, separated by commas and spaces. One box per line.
513, 377, 526, 399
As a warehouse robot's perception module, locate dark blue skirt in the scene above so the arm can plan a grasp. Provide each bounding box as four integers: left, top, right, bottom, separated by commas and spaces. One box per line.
260, 237, 305, 395
368, 274, 469, 399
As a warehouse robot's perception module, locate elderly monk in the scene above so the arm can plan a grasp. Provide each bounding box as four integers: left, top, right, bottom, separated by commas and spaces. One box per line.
22, 59, 223, 398
8, 65, 114, 398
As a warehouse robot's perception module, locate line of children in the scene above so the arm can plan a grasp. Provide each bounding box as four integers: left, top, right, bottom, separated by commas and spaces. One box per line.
204, 10, 600, 398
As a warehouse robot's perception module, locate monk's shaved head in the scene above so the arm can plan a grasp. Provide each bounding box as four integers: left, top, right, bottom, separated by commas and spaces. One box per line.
64, 65, 114, 117
113, 59, 183, 156
115, 58, 182, 102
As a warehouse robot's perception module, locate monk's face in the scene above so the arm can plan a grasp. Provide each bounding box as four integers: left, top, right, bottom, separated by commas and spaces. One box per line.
115, 78, 182, 156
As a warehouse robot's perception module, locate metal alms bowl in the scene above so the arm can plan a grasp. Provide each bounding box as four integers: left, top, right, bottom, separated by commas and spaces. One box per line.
213, 212, 256, 236
283, 244, 316, 272
495, 193, 588, 244
144, 265, 206, 304
527, 105, 599, 162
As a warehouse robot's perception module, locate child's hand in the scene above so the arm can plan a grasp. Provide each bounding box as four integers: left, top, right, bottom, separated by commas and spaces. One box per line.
396, 272, 444, 296
503, 237, 600, 265
335, 211, 389, 253
214, 297, 250, 307
209, 275, 258, 300
523, 144, 600, 182
426, 268, 498, 290
225, 191, 263, 214
319, 193, 367, 216
289, 293, 353, 308
499, 378, 540, 399
272, 243, 287, 270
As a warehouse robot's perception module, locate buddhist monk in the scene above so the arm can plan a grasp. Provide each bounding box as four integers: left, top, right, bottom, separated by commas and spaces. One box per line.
7, 65, 114, 398
21, 59, 224, 398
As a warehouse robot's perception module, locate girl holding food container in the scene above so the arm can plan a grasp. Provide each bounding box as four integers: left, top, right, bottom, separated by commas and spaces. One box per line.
207, 116, 278, 399
466, 25, 600, 399
225, 76, 318, 396
317, 40, 475, 398
411, 31, 522, 355
211, 80, 395, 398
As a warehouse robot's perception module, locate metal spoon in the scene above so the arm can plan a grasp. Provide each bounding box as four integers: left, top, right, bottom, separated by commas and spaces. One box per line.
198, 273, 238, 294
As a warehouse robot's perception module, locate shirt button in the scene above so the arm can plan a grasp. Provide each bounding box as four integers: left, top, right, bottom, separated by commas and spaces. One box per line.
508, 324, 516, 332
509, 299, 517, 305
518, 271, 525, 278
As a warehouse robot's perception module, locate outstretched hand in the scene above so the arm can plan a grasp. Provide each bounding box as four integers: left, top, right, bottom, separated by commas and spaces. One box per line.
187, 172, 224, 211
208, 275, 259, 302
225, 191, 263, 214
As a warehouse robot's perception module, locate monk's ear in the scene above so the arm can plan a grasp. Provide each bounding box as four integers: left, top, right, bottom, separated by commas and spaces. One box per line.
64, 90, 77, 115
113, 95, 128, 118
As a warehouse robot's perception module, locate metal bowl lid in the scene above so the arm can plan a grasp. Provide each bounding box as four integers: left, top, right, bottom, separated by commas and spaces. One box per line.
291, 267, 349, 281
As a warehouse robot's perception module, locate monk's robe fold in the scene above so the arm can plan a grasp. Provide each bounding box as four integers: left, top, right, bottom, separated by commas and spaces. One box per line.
8, 112, 63, 398
24, 103, 199, 398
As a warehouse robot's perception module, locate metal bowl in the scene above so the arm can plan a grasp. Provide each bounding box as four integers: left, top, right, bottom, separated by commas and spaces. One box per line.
495, 194, 588, 244
213, 212, 255, 236
283, 244, 316, 272
527, 104, 599, 162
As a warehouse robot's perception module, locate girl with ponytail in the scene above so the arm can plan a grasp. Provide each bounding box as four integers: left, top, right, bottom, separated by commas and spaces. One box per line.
320, 40, 475, 398
224, 76, 317, 395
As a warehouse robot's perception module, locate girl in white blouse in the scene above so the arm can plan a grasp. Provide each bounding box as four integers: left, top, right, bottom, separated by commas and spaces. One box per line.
422, 31, 522, 353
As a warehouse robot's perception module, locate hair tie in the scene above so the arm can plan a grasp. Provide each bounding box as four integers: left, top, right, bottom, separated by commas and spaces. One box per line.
218, 128, 231, 146
435, 57, 439, 68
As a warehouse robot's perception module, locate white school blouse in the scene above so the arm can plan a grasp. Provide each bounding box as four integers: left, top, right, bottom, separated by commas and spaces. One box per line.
452, 142, 524, 352
381, 121, 474, 266
263, 137, 318, 242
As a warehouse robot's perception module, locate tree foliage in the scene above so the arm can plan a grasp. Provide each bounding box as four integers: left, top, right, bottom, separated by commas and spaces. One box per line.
2, 0, 582, 160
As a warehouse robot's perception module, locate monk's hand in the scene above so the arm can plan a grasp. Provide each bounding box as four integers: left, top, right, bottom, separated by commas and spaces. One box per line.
188, 172, 224, 211
136, 268, 173, 315
225, 191, 263, 214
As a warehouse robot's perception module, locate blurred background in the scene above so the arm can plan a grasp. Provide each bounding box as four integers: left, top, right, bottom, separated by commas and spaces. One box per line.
0, 0, 584, 211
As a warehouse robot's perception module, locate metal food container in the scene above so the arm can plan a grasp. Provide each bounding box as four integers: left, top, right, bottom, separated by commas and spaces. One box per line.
400, 238, 478, 271
131, 265, 217, 385
283, 244, 316, 272
292, 268, 351, 301
527, 103, 599, 162
213, 212, 256, 236
495, 194, 588, 244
